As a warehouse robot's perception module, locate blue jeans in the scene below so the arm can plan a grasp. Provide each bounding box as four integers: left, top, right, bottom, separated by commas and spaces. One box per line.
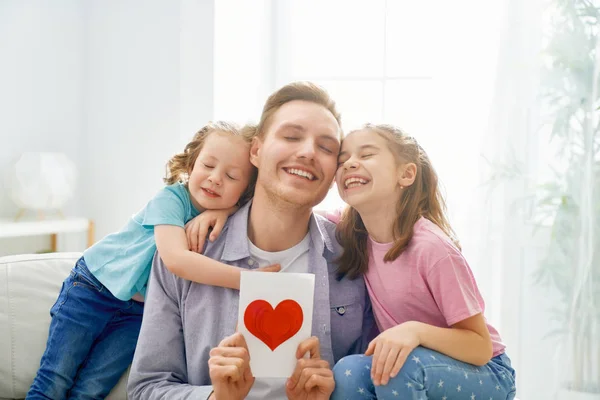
332, 346, 516, 400
27, 257, 144, 400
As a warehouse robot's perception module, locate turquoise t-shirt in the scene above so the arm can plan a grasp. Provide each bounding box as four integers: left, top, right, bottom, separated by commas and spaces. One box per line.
83, 183, 201, 301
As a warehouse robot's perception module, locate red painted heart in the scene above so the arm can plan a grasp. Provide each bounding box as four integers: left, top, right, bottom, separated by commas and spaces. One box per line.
244, 299, 304, 351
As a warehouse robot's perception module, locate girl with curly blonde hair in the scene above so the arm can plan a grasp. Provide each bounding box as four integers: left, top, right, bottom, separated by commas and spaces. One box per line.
28, 122, 278, 399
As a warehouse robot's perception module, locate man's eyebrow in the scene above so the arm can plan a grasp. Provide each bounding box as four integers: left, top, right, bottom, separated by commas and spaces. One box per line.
279, 123, 305, 132
319, 134, 340, 145
338, 144, 379, 157
279, 123, 339, 144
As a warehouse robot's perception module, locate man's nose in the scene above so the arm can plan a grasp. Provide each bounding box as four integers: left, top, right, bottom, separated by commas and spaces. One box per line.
297, 139, 317, 159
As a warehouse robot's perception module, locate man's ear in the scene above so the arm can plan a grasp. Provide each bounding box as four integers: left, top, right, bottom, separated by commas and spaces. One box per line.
398, 163, 417, 187
250, 136, 262, 168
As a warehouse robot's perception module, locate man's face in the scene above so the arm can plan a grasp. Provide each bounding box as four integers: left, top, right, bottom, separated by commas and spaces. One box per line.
250, 100, 341, 209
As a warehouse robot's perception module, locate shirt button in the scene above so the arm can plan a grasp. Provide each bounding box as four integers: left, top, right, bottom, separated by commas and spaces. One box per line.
336, 306, 346, 315
247, 259, 255, 266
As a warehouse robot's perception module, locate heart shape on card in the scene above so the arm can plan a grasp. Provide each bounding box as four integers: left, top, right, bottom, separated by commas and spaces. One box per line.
244, 299, 304, 351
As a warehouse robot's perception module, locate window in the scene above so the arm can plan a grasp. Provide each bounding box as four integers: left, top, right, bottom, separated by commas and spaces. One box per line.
272, 0, 483, 213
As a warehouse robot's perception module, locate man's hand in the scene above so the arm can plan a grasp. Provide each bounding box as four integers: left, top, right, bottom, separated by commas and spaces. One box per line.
208, 332, 255, 400
286, 336, 335, 400
185, 207, 237, 253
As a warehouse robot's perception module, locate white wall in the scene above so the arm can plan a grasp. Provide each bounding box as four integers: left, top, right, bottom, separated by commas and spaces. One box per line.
0, 1, 86, 255
82, 0, 215, 240
0, 0, 215, 254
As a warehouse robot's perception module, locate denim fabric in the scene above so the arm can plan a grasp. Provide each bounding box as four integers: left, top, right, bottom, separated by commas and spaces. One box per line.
27, 257, 144, 400
332, 346, 516, 400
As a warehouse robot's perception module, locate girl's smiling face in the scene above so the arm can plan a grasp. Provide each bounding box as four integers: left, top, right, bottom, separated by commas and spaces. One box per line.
335, 129, 404, 211
188, 132, 253, 211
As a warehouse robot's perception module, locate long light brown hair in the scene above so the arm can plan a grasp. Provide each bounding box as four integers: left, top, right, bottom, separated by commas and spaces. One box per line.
164, 121, 258, 206
336, 124, 460, 279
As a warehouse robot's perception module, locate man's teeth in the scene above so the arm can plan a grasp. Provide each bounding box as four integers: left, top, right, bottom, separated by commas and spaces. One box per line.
287, 168, 314, 180
345, 177, 368, 188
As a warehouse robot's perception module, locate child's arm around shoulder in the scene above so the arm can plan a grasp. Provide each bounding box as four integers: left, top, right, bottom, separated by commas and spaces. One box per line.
155, 208, 280, 290
155, 224, 245, 289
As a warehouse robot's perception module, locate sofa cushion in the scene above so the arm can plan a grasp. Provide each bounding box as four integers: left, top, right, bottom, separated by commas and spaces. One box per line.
0, 252, 127, 400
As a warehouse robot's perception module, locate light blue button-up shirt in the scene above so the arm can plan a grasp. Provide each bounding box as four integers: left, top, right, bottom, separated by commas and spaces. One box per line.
128, 201, 375, 400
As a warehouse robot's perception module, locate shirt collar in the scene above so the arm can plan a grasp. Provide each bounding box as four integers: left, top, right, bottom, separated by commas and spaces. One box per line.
220, 200, 336, 262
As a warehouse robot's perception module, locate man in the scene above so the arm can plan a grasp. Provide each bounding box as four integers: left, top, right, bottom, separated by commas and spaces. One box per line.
127, 82, 374, 399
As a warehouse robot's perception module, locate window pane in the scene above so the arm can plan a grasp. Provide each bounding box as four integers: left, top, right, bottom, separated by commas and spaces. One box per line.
214, 0, 271, 122
316, 80, 383, 132
385, 0, 437, 77
383, 79, 433, 139
283, 0, 385, 79
384, 78, 480, 228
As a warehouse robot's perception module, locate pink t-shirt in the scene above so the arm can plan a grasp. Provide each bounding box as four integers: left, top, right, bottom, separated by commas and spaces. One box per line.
327, 211, 505, 357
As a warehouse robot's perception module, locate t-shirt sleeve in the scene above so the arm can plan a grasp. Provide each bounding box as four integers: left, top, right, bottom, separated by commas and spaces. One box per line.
425, 253, 484, 326
141, 186, 188, 228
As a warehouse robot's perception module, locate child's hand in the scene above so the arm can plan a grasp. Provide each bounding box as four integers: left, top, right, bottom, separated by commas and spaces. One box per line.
185, 207, 237, 253
365, 321, 421, 386
253, 264, 281, 273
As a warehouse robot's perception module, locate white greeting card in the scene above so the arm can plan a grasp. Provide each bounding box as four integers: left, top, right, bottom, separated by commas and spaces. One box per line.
238, 271, 315, 378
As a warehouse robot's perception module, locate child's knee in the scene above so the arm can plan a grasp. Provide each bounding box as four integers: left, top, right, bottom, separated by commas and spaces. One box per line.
332, 354, 374, 398
334, 354, 369, 373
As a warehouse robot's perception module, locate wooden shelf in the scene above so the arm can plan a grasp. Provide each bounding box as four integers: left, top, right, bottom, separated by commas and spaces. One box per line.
0, 217, 95, 251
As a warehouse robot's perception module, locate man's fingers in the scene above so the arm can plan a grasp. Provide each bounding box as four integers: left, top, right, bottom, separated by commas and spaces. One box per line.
287, 358, 329, 393
296, 336, 320, 359
304, 372, 335, 393
242, 362, 255, 386
218, 332, 247, 347
209, 347, 250, 362
220, 331, 250, 351
209, 355, 244, 368
209, 364, 243, 382
294, 365, 332, 395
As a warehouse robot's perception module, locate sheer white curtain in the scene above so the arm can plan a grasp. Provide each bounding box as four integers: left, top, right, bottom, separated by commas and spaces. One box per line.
470, 0, 549, 399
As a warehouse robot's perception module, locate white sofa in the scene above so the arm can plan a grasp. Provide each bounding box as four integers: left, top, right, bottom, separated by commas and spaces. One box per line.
0, 252, 128, 400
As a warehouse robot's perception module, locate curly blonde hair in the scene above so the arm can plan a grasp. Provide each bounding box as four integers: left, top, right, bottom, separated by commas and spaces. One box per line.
164, 121, 258, 206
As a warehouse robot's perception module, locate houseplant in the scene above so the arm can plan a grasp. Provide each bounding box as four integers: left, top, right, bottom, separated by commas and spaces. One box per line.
533, 0, 599, 397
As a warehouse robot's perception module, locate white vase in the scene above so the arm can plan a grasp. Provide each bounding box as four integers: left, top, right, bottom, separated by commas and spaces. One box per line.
557, 389, 600, 400
6, 152, 77, 212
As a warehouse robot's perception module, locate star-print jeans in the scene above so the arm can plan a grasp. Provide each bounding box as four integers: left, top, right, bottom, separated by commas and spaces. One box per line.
332, 346, 516, 400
